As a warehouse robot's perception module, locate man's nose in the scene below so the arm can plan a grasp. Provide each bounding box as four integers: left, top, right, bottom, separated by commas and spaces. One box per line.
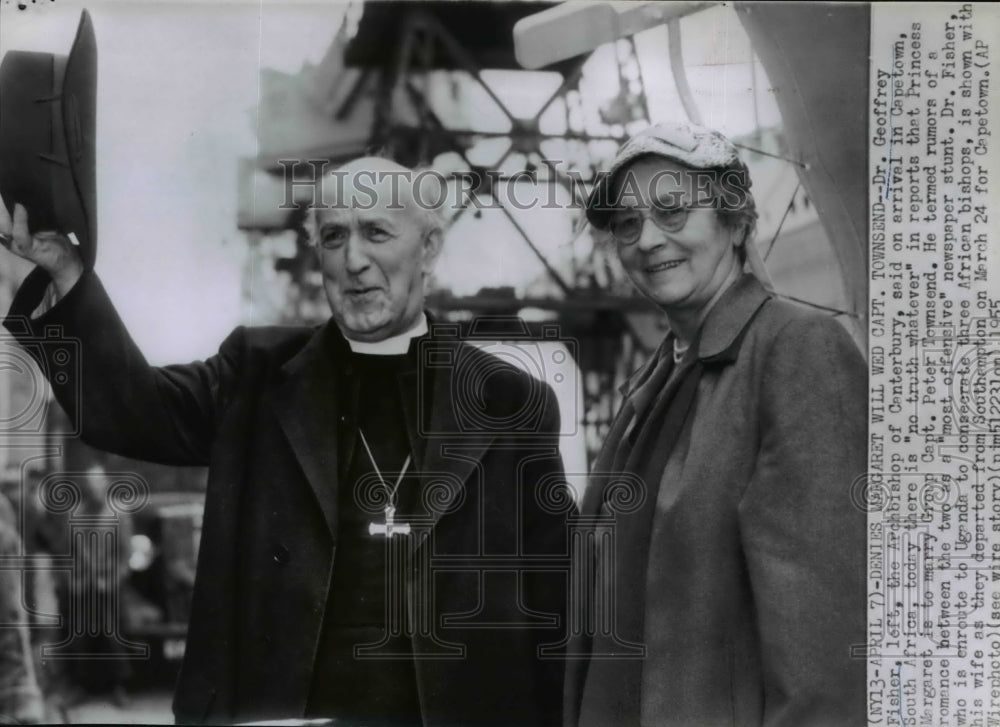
343, 232, 370, 274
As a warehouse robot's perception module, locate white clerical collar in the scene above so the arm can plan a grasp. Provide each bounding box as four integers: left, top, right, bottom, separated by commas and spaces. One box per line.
346, 314, 428, 355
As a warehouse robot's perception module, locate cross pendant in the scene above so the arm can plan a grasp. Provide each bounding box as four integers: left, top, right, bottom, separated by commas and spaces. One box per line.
368, 505, 411, 538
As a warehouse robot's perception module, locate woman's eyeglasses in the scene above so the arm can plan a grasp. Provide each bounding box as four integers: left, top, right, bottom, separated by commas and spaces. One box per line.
608, 205, 691, 246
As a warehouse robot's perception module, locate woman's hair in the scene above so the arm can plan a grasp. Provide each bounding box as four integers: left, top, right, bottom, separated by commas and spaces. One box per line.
711, 157, 758, 262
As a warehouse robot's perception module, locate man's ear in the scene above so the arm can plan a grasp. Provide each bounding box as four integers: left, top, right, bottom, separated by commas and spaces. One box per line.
304, 208, 323, 262
421, 228, 443, 274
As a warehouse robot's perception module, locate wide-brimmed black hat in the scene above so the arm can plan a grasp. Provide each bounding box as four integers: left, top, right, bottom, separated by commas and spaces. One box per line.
0, 10, 97, 269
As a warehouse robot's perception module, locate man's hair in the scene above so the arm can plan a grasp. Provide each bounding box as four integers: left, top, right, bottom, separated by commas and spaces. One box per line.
301, 156, 450, 246
410, 166, 450, 241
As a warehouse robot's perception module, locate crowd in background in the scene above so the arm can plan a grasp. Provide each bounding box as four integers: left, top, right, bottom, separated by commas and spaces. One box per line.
0, 464, 144, 723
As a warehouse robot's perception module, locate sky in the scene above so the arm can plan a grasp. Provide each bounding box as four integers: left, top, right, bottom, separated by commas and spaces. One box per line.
0, 0, 780, 364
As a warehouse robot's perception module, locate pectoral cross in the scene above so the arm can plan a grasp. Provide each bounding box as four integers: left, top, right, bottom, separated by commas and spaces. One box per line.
368, 505, 411, 538
358, 429, 413, 539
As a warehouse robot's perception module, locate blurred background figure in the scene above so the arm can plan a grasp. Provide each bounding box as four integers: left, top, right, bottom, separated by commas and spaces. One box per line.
0, 488, 45, 724
35, 465, 134, 708
65, 465, 132, 704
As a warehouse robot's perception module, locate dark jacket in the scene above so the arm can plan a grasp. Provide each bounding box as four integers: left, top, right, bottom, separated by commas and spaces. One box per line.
567, 274, 867, 727
5, 268, 571, 725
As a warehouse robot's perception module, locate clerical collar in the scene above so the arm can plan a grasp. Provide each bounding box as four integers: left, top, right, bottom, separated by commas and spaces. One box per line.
346, 314, 428, 355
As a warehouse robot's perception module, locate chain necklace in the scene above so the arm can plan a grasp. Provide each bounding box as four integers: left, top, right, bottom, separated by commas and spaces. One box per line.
358, 428, 412, 538
673, 338, 690, 364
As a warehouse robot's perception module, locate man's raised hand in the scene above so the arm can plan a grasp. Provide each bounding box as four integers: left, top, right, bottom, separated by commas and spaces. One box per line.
0, 192, 84, 298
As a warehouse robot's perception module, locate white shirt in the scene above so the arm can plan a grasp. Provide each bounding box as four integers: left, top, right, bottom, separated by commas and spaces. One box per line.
345, 314, 428, 355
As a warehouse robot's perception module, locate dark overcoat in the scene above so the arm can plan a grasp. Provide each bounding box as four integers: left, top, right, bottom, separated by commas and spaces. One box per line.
5, 268, 571, 726
566, 274, 868, 727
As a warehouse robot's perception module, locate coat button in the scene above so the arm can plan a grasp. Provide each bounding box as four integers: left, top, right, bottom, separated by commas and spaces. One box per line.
273, 545, 290, 564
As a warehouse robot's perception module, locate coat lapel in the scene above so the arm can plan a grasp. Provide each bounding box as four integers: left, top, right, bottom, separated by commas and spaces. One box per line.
581, 334, 674, 519
270, 322, 347, 539
414, 337, 494, 548
583, 275, 771, 520
396, 369, 425, 474
696, 273, 772, 363
268, 323, 496, 546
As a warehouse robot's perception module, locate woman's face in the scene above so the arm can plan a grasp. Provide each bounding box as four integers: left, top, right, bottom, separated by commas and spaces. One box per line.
610, 156, 740, 315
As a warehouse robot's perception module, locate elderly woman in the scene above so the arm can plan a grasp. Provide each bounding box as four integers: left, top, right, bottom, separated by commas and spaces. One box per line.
566, 122, 867, 726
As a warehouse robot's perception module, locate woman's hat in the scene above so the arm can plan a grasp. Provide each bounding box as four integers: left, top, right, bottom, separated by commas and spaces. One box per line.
585, 121, 741, 231
0, 10, 97, 269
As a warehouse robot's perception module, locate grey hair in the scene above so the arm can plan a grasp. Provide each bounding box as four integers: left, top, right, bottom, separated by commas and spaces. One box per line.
712, 159, 758, 260
301, 162, 451, 246
410, 166, 450, 240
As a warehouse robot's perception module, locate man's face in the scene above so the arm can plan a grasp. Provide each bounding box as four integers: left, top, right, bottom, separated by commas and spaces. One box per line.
313, 161, 441, 342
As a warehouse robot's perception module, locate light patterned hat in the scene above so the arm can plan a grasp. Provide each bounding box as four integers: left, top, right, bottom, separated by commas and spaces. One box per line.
585, 120, 743, 230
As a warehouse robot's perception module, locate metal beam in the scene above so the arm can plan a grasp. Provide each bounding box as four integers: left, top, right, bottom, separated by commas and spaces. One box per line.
513, 1, 715, 70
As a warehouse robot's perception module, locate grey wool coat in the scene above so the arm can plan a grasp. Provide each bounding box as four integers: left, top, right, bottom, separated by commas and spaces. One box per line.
566, 273, 868, 727
5, 267, 571, 726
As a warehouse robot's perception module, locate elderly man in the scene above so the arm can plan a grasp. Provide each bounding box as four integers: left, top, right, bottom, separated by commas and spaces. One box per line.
0, 157, 570, 725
